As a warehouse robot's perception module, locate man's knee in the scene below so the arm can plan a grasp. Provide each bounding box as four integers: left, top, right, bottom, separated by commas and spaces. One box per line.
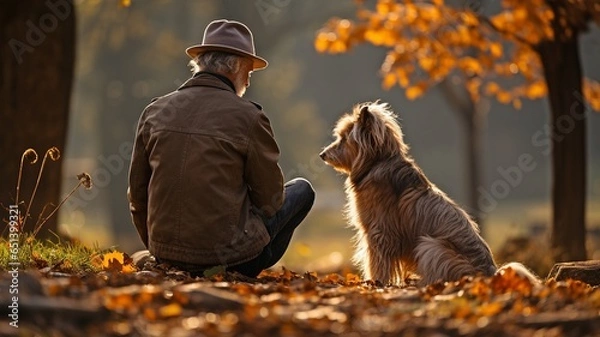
287, 177, 315, 206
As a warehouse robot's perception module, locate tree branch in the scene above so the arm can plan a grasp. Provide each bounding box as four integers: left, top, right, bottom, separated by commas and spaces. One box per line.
477, 14, 534, 48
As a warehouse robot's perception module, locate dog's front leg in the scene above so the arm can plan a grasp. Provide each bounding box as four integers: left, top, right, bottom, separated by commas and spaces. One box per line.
367, 247, 394, 285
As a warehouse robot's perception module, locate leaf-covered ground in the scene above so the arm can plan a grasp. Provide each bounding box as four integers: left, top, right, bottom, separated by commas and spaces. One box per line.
1, 257, 599, 337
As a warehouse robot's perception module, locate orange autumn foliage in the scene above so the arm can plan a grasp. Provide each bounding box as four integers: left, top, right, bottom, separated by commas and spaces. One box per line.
92, 250, 137, 273
315, 0, 600, 110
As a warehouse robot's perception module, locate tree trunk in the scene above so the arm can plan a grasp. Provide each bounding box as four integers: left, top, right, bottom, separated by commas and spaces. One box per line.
439, 79, 485, 228
538, 29, 587, 262
0, 0, 75, 237
465, 103, 485, 227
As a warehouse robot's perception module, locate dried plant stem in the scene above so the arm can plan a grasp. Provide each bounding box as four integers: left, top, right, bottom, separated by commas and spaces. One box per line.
15, 157, 26, 209
34, 203, 55, 235
15, 149, 38, 230
22, 148, 59, 232
32, 181, 83, 239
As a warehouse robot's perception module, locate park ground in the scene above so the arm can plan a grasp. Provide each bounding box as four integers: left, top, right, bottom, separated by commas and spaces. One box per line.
1, 247, 599, 337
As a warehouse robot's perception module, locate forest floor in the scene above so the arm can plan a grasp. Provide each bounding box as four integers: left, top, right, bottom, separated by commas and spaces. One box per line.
1, 258, 599, 337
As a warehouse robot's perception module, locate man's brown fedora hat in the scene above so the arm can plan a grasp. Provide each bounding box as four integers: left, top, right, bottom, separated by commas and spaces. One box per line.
186, 19, 268, 70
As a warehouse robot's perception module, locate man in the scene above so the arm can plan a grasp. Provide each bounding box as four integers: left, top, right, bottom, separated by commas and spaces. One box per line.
127, 19, 315, 277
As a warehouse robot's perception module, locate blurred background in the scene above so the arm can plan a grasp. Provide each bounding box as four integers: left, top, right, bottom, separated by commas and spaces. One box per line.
5, 0, 598, 272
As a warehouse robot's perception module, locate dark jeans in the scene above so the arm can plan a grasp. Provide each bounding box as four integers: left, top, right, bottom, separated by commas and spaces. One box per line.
228, 178, 315, 277
157, 178, 315, 277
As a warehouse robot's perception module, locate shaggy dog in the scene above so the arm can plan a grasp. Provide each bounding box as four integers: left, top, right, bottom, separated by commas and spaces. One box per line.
320, 102, 498, 286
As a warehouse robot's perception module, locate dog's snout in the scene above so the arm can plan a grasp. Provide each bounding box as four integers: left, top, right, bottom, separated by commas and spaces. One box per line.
319, 151, 327, 160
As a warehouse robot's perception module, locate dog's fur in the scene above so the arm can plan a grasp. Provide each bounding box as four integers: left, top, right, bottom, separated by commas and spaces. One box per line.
320, 102, 499, 286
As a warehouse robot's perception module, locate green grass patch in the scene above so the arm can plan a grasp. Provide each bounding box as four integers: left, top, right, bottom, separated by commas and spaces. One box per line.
0, 233, 103, 274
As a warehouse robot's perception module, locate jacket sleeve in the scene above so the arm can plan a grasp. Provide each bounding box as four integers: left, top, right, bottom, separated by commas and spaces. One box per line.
127, 112, 152, 248
245, 112, 284, 218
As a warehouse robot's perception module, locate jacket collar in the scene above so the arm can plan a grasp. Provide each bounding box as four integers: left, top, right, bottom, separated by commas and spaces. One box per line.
178, 72, 236, 93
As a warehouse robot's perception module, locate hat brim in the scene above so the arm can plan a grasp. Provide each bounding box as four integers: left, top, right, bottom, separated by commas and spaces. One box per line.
186, 44, 268, 70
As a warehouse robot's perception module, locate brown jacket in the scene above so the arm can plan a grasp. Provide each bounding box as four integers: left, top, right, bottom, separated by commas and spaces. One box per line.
128, 73, 284, 266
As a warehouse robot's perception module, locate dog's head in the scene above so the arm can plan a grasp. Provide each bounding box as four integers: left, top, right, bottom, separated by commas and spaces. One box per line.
320, 101, 408, 175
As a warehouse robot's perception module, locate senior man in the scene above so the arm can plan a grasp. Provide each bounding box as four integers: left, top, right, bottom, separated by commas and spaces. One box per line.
128, 19, 314, 277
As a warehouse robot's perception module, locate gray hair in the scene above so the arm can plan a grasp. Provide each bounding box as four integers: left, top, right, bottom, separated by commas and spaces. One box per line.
189, 51, 243, 74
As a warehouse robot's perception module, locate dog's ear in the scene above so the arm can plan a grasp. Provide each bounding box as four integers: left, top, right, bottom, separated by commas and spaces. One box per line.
354, 102, 393, 149
356, 104, 373, 126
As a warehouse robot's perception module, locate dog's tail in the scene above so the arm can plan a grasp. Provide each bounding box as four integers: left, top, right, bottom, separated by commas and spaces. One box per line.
496, 261, 542, 284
